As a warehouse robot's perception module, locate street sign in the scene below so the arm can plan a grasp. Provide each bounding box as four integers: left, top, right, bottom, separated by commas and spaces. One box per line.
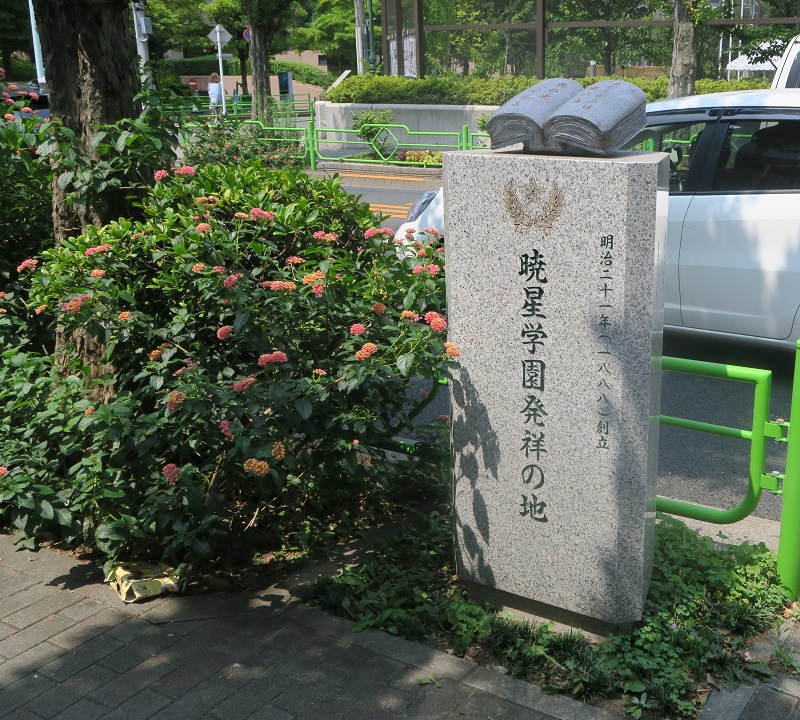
188, 77, 197, 90
243, 29, 250, 41
207, 24, 232, 47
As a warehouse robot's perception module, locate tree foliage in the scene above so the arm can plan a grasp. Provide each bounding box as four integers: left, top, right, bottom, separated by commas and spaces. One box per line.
147, 0, 212, 59
290, 0, 357, 73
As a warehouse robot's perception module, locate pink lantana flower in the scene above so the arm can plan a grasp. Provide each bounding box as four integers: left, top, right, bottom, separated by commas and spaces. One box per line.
217, 325, 233, 340
17, 258, 37, 273
350, 323, 366, 336
249, 208, 274, 221
233, 375, 256, 392
162, 463, 181, 484
196, 222, 211, 232
258, 351, 289, 367
154, 170, 169, 181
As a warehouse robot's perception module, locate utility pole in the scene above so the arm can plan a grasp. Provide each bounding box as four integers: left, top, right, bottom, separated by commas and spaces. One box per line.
131, 1, 152, 87
354, 0, 366, 74
367, 0, 376, 69
27, 0, 45, 83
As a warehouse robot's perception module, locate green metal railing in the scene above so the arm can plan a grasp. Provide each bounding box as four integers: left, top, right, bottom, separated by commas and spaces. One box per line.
655, 356, 775, 524
312, 123, 463, 164
239, 119, 310, 164
165, 94, 314, 122
654, 349, 800, 598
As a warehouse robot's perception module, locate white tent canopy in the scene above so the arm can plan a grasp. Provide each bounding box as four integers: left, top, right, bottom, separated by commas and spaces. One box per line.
726, 43, 780, 71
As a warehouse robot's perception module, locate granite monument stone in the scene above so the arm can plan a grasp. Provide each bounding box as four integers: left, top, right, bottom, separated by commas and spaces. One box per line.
446, 149, 668, 625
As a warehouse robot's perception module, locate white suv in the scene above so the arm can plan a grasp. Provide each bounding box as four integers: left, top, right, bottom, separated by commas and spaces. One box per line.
626, 88, 800, 347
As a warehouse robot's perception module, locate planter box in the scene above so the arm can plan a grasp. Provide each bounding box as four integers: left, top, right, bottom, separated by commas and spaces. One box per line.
314, 101, 497, 149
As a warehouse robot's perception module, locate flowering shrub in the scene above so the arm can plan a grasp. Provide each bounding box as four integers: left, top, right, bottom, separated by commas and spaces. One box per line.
396, 150, 443, 167
0, 161, 453, 569
0, 85, 52, 284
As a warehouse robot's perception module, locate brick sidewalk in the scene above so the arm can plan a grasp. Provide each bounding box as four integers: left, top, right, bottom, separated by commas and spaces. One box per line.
2, 531, 798, 719
0, 534, 618, 720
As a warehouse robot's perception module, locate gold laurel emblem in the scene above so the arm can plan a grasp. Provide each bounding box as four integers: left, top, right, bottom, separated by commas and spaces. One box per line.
503, 179, 565, 235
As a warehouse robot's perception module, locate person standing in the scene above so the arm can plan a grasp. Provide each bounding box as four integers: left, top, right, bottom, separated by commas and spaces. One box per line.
208, 72, 223, 115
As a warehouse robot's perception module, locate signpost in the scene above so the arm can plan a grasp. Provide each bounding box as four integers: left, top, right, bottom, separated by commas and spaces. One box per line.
207, 24, 232, 114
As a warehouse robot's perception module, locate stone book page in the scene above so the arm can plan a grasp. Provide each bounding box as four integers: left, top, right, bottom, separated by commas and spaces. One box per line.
487, 78, 647, 156
541, 80, 647, 154
486, 78, 583, 151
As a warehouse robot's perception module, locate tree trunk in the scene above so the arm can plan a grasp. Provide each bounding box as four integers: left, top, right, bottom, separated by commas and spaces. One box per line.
668, 0, 696, 99
249, 23, 273, 121
31, 0, 139, 403
238, 47, 249, 94
31, 0, 139, 243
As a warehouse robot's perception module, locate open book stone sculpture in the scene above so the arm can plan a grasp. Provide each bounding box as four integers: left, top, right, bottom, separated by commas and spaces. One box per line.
486, 78, 647, 156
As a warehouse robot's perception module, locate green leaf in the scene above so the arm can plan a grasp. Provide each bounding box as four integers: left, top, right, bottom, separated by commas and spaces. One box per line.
233, 311, 250, 333
403, 291, 417, 310
396, 353, 415, 376
57, 171, 74, 190
295, 398, 312, 420
149, 375, 164, 391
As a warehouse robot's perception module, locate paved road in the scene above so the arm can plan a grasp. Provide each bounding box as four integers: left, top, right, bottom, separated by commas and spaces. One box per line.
659, 332, 794, 523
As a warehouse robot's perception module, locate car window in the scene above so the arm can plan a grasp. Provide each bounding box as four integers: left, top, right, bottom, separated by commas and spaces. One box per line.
625, 121, 713, 193
711, 119, 800, 192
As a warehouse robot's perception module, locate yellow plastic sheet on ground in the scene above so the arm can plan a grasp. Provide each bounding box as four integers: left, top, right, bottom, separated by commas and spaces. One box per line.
105, 562, 187, 603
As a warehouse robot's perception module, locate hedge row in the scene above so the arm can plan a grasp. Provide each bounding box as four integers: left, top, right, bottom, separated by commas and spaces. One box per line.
163, 55, 336, 89
323, 73, 772, 105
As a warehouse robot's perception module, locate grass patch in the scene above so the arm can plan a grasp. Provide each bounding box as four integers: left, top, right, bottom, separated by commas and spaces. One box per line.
309, 511, 790, 718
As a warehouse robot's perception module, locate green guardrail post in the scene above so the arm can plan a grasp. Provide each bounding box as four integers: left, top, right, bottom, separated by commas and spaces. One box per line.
655, 357, 771, 524
462, 124, 469, 151
777, 340, 800, 598
307, 119, 317, 170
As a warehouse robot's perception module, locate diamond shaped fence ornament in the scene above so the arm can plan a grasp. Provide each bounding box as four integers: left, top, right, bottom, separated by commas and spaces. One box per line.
373, 128, 400, 161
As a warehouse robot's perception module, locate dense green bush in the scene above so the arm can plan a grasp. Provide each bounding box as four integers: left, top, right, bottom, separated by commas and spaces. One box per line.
0, 161, 453, 571
272, 61, 337, 89
3, 57, 36, 83
324, 73, 772, 105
